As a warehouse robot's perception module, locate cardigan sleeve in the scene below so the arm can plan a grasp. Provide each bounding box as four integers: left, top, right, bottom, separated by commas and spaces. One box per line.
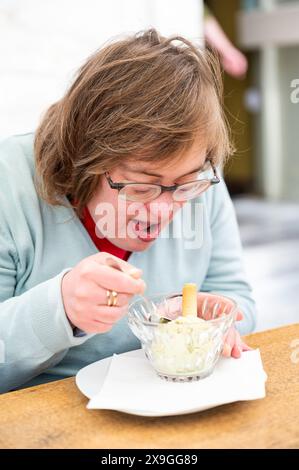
0, 222, 90, 393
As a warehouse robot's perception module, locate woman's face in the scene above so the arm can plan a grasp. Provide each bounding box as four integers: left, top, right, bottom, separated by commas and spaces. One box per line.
87, 138, 207, 252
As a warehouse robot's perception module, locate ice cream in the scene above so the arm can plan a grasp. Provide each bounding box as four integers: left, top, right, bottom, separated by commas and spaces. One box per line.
151, 284, 215, 376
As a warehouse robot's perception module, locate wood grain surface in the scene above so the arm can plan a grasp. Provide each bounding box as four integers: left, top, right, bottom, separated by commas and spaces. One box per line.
0, 324, 298, 449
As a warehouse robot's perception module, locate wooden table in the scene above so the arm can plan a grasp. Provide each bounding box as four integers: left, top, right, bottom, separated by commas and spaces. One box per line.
0, 324, 298, 449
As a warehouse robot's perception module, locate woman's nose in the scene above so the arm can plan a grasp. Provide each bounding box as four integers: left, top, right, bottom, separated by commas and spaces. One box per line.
146, 191, 174, 221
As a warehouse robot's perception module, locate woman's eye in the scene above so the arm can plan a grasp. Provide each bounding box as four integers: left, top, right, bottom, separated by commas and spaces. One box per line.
177, 185, 190, 192
132, 187, 152, 194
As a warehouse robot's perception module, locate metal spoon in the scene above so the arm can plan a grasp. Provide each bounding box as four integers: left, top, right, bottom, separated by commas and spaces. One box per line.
105, 257, 171, 323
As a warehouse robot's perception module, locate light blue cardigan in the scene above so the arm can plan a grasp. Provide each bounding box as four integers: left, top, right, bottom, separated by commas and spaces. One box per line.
0, 134, 256, 393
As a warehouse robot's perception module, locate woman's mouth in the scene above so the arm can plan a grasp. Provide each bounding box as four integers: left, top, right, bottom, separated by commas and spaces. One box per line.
132, 220, 161, 242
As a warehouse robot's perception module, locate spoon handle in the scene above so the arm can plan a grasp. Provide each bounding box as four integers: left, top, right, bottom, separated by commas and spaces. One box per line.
105, 256, 141, 279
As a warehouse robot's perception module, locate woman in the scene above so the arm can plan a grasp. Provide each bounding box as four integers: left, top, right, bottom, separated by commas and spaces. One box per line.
0, 29, 255, 393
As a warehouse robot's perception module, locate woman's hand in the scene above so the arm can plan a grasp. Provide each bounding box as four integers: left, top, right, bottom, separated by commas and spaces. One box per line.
222, 310, 252, 358
61, 252, 146, 334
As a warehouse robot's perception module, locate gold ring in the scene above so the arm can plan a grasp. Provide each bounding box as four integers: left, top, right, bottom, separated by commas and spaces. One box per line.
106, 290, 118, 307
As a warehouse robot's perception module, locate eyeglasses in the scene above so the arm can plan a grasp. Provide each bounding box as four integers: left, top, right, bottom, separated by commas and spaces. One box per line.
104, 162, 220, 203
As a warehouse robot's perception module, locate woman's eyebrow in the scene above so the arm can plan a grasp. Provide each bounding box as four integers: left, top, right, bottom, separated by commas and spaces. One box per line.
178, 162, 208, 178
123, 160, 208, 178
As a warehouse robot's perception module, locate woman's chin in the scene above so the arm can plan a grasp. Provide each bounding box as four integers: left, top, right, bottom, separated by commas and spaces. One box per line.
125, 237, 156, 252
107, 236, 156, 252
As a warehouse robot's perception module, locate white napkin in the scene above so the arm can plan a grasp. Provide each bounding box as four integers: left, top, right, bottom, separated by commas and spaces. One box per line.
87, 349, 267, 416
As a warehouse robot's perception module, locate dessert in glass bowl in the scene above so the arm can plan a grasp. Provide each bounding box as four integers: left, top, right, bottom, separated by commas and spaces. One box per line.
128, 284, 238, 382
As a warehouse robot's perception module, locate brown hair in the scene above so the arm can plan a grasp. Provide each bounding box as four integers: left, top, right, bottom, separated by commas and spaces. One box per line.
34, 28, 232, 216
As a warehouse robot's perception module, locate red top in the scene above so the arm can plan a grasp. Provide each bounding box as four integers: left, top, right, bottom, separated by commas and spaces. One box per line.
81, 206, 131, 261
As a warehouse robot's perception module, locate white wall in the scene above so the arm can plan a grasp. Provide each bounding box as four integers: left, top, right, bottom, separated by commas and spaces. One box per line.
0, 0, 203, 139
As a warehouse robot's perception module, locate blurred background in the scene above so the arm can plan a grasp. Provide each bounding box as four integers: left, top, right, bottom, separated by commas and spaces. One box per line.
0, 0, 298, 332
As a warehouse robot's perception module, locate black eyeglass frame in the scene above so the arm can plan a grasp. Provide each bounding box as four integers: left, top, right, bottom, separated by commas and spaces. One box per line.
104, 162, 220, 201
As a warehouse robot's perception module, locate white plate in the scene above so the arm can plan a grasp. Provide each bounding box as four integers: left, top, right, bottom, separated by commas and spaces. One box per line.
76, 349, 143, 399
76, 348, 267, 417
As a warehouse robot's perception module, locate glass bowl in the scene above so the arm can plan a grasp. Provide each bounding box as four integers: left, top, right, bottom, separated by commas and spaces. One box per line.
128, 292, 238, 382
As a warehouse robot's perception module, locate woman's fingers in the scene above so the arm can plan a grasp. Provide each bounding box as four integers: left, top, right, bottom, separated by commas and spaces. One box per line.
235, 310, 244, 321
231, 332, 242, 358
232, 337, 252, 358
78, 320, 115, 334
240, 340, 253, 352
77, 283, 132, 308
91, 305, 128, 323
92, 252, 143, 279
61, 252, 146, 334
223, 327, 253, 359
231, 345, 241, 358
222, 327, 236, 357
196, 294, 244, 322
82, 260, 146, 295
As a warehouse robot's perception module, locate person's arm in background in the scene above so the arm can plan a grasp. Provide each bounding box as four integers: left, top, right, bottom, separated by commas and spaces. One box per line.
201, 177, 257, 356
203, 5, 248, 79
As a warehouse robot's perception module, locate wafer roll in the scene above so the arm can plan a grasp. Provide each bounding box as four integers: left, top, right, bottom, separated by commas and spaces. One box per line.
182, 283, 197, 317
